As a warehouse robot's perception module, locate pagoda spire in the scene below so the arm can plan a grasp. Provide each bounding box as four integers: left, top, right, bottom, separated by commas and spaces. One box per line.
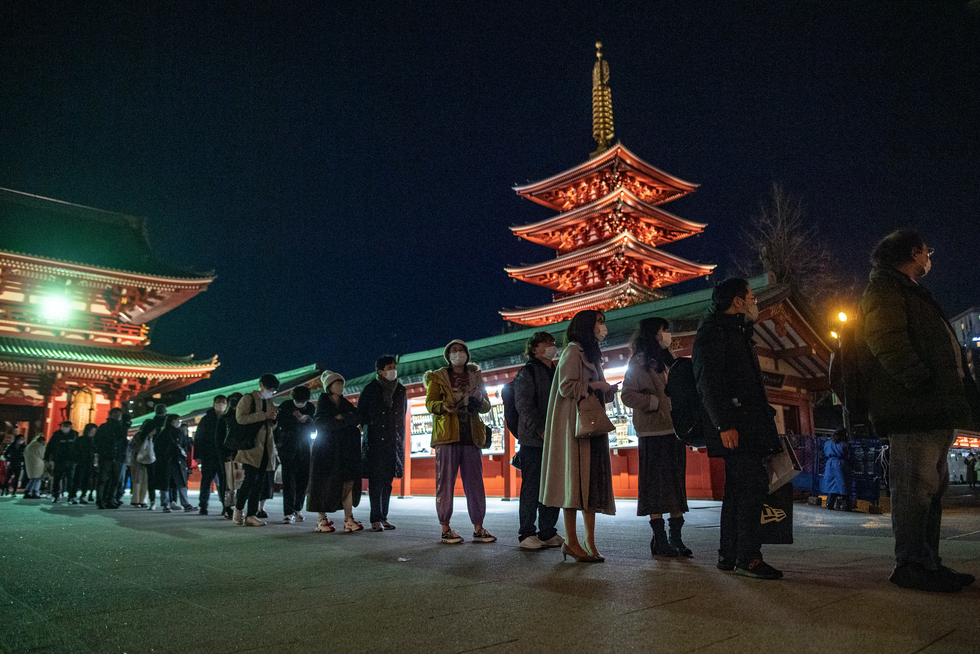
591, 42, 614, 158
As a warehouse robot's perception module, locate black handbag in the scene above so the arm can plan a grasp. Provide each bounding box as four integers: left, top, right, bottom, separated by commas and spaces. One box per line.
223, 396, 265, 451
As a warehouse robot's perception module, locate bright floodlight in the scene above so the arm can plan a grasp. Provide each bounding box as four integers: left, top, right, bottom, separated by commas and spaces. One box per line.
830, 331, 839, 339
838, 312, 848, 323
40, 295, 71, 320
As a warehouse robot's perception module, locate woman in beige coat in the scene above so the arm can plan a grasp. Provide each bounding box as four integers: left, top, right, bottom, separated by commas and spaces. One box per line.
540, 310, 617, 562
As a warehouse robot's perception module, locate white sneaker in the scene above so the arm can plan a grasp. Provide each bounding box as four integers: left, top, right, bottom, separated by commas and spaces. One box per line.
344, 517, 364, 533
233, 508, 243, 526
282, 514, 295, 524
520, 535, 545, 549
541, 534, 566, 548
294, 511, 305, 522
315, 518, 335, 533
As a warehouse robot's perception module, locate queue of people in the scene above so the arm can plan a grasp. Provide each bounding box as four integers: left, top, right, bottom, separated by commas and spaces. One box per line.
3, 233, 977, 596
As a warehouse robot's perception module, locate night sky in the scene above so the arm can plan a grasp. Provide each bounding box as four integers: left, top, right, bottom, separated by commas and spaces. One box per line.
2, 1, 978, 393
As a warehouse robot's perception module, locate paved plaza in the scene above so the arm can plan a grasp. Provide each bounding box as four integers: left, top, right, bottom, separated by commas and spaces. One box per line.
1, 488, 978, 654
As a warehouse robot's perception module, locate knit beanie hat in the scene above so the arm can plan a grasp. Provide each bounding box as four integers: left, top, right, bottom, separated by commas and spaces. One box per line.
321, 370, 345, 393
443, 339, 470, 365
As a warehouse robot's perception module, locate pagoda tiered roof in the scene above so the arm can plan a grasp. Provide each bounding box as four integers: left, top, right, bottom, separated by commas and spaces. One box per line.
505, 231, 714, 293
510, 187, 706, 253
513, 143, 698, 212
500, 279, 666, 326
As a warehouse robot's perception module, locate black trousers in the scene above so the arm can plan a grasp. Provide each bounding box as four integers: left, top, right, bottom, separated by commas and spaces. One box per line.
517, 446, 560, 542
236, 464, 266, 517
280, 454, 310, 516
3, 464, 24, 493
368, 475, 394, 524
198, 459, 226, 510
97, 460, 122, 508
719, 451, 769, 565
52, 463, 75, 498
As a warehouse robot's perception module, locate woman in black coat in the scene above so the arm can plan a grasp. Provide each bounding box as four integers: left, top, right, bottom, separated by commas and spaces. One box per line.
307, 371, 363, 533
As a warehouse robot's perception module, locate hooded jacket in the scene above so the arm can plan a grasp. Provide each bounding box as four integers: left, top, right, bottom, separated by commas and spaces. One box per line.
424, 363, 490, 447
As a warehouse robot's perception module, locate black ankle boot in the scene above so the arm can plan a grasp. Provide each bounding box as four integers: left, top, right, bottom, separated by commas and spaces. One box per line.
650, 518, 679, 557
667, 516, 693, 557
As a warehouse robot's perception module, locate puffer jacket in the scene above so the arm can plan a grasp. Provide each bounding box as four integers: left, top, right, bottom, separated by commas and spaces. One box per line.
860, 266, 980, 434
513, 357, 556, 448
424, 364, 490, 447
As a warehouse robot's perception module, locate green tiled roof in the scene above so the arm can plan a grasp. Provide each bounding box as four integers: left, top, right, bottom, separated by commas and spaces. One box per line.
0, 188, 213, 280
130, 363, 323, 426
0, 336, 214, 369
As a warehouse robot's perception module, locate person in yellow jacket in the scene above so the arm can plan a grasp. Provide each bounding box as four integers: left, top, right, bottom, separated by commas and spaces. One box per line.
424, 339, 496, 544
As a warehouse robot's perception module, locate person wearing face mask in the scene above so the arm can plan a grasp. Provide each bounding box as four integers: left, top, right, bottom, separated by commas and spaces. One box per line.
693, 278, 782, 580
861, 229, 980, 593
193, 395, 228, 515
622, 317, 693, 558
424, 340, 495, 544
358, 356, 408, 532
233, 374, 280, 527
308, 371, 364, 533
540, 310, 618, 562
275, 386, 316, 524
512, 331, 563, 550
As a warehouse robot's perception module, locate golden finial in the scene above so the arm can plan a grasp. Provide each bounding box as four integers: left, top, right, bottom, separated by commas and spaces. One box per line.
591, 41, 614, 158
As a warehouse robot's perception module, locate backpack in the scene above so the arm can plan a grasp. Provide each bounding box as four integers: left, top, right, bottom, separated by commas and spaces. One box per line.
223, 394, 266, 452
664, 357, 706, 448
501, 377, 519, 438
828, 315, 873, 432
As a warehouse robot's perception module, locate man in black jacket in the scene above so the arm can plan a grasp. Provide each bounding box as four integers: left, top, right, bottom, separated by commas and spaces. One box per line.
693, 278, 782, 580
94, 408, 128, 509
194, 395, 228, 515
513, 332, 562, 549
276, 386, 316, 524
358, 356, 407, 531
45, 421, 77, 503
861, 229, 979, 593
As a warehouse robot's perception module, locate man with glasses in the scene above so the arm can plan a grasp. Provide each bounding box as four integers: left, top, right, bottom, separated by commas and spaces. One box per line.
862, 229, 980, 592
693, 278, 784, 580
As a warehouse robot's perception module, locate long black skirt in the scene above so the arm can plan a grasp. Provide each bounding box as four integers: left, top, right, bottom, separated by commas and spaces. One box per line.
636, 435, 689, 516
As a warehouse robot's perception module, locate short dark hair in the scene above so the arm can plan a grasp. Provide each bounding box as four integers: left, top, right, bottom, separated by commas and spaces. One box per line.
524, 331, 556, 357
60, 420, 72, 427
213, 395, 227, 404
259, 374, 280, 392
870, 228, 926, 269
108, 408, 123, 417
376, 355, 397, 371
712, 278, 750, 312
291, 385, 311, 403
153, 404, 167, 416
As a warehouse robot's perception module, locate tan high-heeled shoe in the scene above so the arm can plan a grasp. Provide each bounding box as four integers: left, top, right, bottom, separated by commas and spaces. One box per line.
561, 542, 599, 563
583, 544, 605, 562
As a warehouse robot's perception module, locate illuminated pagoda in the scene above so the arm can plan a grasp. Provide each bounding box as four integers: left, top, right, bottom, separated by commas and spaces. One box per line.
0, 188, 219, 439
502, 43, 715, 326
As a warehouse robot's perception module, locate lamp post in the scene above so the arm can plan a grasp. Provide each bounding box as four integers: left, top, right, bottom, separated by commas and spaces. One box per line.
835, 312, 852, 435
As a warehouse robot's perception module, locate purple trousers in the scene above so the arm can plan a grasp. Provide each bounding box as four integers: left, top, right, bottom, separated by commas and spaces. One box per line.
435, 442, 486, 526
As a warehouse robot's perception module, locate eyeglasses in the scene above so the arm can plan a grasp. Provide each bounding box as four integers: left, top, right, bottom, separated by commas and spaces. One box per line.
926, 247, 935, 256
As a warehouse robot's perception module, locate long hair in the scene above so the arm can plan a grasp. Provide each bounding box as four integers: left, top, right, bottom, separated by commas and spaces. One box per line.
630, 317, 672, 374
564, 310, 604, 370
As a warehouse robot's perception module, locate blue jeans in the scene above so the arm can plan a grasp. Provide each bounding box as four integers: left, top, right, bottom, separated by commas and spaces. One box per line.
888, 430, 955, 570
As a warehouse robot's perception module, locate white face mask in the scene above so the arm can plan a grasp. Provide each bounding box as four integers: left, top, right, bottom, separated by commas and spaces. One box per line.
214, 404, 227, 414
384, 369, 398, 381
449, 352, 467, 367
544, 345, 558, 360
744, 302, 760, 324
259, 388, 275, 400
659, 332, 672, 349
918, 250, 931, 276
595, 324, 608, 342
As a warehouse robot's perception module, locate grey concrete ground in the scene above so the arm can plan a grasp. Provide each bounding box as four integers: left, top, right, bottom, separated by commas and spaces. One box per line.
1, 487, 978, 654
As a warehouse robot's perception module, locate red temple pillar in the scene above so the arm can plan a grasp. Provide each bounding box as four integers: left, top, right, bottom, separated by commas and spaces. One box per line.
399, 410, 412, 498
502, 425, 518, 499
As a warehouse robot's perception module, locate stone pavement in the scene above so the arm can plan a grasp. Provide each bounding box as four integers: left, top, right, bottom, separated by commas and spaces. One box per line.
1, 487, 978, 654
